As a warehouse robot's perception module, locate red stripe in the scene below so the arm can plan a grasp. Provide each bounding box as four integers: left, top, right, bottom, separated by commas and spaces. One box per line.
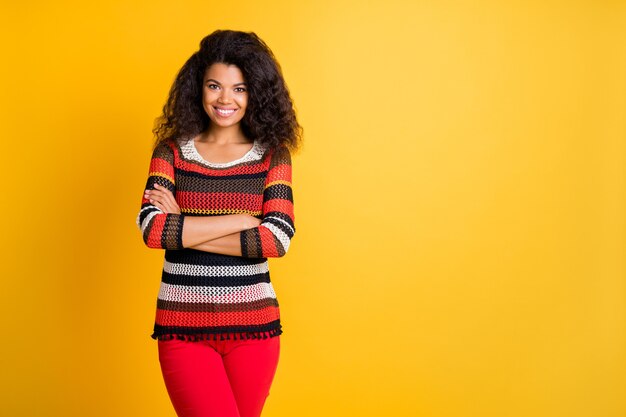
258, 226, 280, 256
176, 153, 271, 176
177, 191, 262, 210
155, 306, 280, 327
146, 213, 166, 248
263, 199, 294, 221
267, 162, 292, 183
150, 157, 174, 174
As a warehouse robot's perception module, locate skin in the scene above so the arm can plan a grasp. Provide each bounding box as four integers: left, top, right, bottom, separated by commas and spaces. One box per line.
144, 62, 262, 256
195, 62, 252, 162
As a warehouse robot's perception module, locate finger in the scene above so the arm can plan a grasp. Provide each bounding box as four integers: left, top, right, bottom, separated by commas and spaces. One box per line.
161, 198, 175, 213
149, 195, 167, 211
149, 189, 175, 204
147, 189, 164, 199
153, 191, 173, 211
149, 191, 173, 210
156, 193, 178, 213
154, 184, 174, 196
151, 199, 165, 212
163, 198, 181, 215
149, 187, 179, 213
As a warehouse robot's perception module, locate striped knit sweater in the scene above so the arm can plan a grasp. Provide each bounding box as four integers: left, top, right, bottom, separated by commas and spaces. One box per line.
135, 136, 295, 341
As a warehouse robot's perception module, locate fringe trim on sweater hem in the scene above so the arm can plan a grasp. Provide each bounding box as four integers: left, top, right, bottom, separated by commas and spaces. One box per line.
153, 328, 282, 342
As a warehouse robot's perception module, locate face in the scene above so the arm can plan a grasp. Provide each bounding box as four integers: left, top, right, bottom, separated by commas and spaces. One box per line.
202, 62, 248, 129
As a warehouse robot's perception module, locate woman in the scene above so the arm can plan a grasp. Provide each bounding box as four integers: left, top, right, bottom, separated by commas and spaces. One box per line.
135, 29, 302, 417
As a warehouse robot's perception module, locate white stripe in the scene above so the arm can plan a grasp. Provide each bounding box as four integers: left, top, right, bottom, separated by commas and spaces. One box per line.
137, 205, 163, 233
157, 281, 277, 303
261, 222, 291, 253
180, 136, 268, 168
264, 215, 295, 234
163, 259, 269, 277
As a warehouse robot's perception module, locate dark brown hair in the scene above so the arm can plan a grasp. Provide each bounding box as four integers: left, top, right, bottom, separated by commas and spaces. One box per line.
152, 29, 302, 153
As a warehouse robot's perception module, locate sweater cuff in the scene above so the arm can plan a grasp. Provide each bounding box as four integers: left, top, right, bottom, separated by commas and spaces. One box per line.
164, 213, 186, 250
240, 228, 263, 258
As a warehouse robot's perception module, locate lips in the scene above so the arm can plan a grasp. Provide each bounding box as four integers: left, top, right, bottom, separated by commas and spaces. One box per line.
214, 106, 237, 117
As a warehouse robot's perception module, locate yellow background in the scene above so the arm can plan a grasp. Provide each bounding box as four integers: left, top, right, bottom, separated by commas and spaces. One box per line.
1, 1, 624, 416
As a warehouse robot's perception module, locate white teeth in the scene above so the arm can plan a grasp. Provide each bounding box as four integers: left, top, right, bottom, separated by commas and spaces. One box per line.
216, 108, 235, 116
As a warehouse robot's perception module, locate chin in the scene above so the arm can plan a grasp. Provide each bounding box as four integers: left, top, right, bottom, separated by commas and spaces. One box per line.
212, 120, 239, 128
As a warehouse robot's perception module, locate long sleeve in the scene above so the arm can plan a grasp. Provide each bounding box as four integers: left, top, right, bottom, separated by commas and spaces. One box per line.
240, 145, 296, 258
135, 142, 186, 250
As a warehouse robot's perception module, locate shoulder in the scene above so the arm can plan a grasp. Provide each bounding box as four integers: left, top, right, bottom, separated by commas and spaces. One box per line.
269, 144, 292, 166
152, 139, 177, 160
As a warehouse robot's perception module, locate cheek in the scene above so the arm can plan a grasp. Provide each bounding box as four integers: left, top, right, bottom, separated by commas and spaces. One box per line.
202, 98, 212, 113
203, 93, 218, 112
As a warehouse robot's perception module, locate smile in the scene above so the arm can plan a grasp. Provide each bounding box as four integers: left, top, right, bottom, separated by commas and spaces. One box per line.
214, 107, 237, 117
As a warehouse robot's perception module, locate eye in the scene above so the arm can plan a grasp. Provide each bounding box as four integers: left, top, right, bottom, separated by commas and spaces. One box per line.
207, 83, 219, 90
234, 87, 247, 93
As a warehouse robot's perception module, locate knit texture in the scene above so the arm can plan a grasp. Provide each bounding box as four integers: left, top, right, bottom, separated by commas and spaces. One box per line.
136, 137, 295, 341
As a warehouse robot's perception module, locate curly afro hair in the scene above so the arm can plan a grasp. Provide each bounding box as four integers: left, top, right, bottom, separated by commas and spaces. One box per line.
152, 29, 302, 153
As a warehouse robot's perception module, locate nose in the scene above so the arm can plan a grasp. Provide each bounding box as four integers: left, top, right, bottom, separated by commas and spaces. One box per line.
217, 89, 233, 104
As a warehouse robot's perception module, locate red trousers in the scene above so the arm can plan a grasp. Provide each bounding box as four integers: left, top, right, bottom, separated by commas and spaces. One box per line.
158, 333, 280, 417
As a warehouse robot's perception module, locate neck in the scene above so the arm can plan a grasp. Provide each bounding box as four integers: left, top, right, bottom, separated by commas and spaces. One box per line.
201, 124, 249, 144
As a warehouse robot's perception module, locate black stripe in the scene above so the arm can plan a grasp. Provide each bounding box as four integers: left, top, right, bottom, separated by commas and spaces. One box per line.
147, 177, 175, 192
176, 215, 184, 249
241, 232, 248, 257
264, 183, 293, 201
176, 168, 268, 181
165, 248, 268, 266
152, 319, 282, 338
138, 204, 160, 225
161, 214, 175, 249
253, 228, 264, 257
160, 270, 271, 287
263, 216, 295, 238
157, 297, 279, 312
264, 211, 294, 231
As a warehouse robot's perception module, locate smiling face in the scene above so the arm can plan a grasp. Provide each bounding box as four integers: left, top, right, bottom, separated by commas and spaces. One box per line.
202, 62, 248, 130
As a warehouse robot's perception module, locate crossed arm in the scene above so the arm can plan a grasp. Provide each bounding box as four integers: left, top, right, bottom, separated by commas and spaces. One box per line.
136, 143, 295, 258
143, 183, 256, 257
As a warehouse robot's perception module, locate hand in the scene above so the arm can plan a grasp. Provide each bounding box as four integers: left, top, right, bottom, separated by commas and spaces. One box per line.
144, 183, 181, 214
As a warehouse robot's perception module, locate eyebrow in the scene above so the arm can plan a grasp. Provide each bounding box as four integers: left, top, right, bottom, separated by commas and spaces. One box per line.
205, 78, 247, 86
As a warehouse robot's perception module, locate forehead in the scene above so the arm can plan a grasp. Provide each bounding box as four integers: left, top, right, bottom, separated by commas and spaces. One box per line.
203, 62, 245, 83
